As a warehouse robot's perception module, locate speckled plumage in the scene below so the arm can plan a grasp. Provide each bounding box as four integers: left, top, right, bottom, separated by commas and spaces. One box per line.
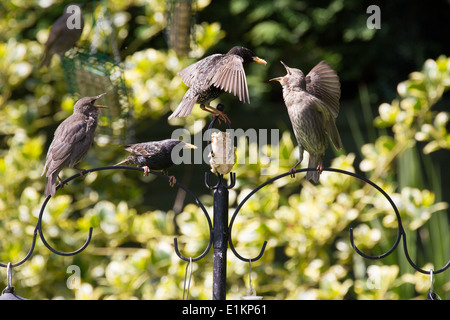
115, 139, 197, 186
271, 61, 342, 182
42, 93, 106, 197
169, 46, 267, 120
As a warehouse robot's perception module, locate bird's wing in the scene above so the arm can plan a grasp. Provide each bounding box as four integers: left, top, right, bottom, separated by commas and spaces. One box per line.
43, 115, 88, 175
125, 141, 163, 157
210, 54, 250, 104
306, 61, 340, 118
310, 97, 342, 151
177, 54, 223, 88
44, 14, 68, 51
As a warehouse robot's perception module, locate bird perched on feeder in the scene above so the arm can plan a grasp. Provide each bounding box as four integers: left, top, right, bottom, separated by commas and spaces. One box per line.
270, 61, 342, 183
169, 46, 267, 122
42, 93, 107, 197
39, 3, 84, 69
114, 139, 197, 187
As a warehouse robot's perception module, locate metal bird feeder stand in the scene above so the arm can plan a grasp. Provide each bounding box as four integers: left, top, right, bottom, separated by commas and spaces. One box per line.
173, 110, 268, 300
1, 104, 449, 300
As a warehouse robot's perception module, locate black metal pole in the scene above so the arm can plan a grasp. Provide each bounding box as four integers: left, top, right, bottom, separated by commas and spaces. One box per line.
212, 180, 229, 300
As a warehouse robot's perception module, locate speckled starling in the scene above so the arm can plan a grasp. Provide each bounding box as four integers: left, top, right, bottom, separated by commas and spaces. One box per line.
39, 4, 84, 69
42, 93, 106, 197
270, 61, 342, 182
169, 46, 267, 122
114, 139, 197, 186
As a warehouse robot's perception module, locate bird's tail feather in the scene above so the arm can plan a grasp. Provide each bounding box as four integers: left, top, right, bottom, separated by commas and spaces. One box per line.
44, 174, 57, 198
39, 51, 52, 70
306, 154, 321, 183
114, 158, 130, 166
168, 94, 198, 119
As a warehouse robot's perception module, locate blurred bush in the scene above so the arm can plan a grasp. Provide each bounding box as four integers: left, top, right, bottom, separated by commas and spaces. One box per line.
0, 0, 449, 300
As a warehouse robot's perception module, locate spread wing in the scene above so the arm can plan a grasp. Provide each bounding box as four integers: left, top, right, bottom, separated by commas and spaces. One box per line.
177, 54, 223, 88
306, 61, 340, 118
210, 54, 250, 104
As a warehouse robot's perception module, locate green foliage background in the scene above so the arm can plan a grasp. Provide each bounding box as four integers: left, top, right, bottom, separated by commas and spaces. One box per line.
0, 0, 449, 299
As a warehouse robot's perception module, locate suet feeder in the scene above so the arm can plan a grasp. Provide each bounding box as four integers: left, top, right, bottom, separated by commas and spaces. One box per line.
165, 0, 197, 56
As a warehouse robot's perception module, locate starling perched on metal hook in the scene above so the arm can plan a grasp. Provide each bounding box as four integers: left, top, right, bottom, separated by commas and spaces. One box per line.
169, 46, 267, 122
39, 3, 84, 69
114, 139, 197, 187
42, 93, 106, 197
270, 61, 342, 183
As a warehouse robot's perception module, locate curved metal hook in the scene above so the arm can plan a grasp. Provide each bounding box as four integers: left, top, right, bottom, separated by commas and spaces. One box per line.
322, 168, 449, 275
37, 171, 96, 256
0, 228, 39, 268
401, 230, 450, 275
205, 172, 236, 189
137, 170, 214, 263
43, 166, 214, 261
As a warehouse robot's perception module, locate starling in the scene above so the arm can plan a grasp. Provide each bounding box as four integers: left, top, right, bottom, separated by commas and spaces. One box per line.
42, 93, 106, 197
168, 46, 267, 122
39, 4, 84, 69
114, 139, 197, 186
270, 61, 342, 182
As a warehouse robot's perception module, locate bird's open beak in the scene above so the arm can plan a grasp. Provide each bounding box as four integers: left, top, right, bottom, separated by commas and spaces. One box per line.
269, 76, 282, 82
269, 61, 291, 82
253, 56, 267, 65
182, 143, 197, 149
94, 92, 107, 108
280, 61, 291, 74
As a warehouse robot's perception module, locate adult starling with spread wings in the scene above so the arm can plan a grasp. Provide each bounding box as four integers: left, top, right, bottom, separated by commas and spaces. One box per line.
270, 61, 342, 183
169, 46, 267, 122
114, 139, 197, 187
42, 93, 106, 197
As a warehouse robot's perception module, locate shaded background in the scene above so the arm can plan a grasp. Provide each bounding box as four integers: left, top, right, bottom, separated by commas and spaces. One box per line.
0, 0, 449, 299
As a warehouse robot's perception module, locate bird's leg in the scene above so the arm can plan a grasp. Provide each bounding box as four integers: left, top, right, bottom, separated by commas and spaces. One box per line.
200, 104, 231, 124
289, 160, 302, 178
168, 175, 177, 187
57, 175, 68, 189
200, 104, 221, 123
289, 148, 304, 178
74, 167, 88, 179
161, 169, 176, 187
142, 166, 151, 176
316, 155, 324, 175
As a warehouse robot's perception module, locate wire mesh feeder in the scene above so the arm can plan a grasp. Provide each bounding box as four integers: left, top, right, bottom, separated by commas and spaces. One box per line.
61, 2, 134, 144
62, 48, 133, 144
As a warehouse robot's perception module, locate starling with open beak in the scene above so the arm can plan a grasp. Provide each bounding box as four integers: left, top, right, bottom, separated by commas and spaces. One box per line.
42, 93, 107, 197
270, 61, 342, 183
169, 46, 267, 122
39, 3, 84, 69
114, 139, 197, 187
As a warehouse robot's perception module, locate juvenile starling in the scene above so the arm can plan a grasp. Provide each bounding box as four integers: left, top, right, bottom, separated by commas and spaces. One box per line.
42, 93, 106, 197
169, 46, 267, 122
270, 61, 342, 183
114, 139, 197, 186
39, 4, 84, 69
